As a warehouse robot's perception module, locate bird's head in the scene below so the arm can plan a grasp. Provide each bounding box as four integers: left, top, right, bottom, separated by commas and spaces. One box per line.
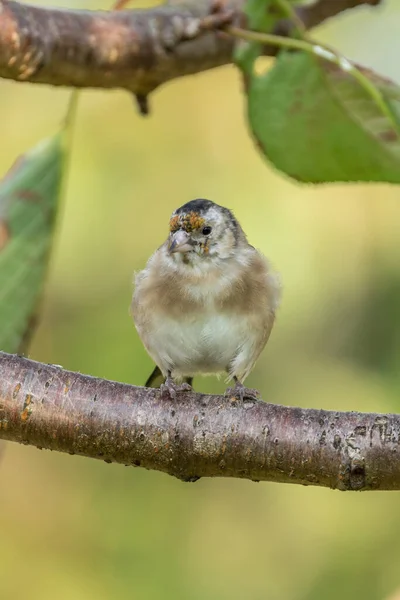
167, 199, 244, 262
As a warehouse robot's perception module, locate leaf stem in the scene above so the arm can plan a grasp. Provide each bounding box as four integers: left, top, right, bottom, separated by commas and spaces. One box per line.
228, 26, 307, 52
59, 90, 79, 204
273, 0, 307, 36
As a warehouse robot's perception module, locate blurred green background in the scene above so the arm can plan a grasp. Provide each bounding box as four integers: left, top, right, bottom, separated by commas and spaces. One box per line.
2, 1, 400, 598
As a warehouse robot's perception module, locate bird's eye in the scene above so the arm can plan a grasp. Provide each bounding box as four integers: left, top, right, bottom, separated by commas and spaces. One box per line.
202, 226, 212, 236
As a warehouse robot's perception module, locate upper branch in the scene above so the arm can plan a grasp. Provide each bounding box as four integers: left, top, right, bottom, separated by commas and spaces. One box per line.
0, 351, 399, 490
0, 0, 383, 101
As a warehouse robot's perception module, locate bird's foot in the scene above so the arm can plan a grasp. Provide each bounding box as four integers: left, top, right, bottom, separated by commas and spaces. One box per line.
160, 378, 192, 400
225, 380, 260, 402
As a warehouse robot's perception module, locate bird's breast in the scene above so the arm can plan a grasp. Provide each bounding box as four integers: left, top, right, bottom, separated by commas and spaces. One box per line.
132, 247, 279, 377
147, 310, 256, 376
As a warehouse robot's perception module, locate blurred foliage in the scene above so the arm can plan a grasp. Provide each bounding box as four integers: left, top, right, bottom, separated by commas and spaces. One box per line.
0, 134, 65, 353
1, 0, 400, 599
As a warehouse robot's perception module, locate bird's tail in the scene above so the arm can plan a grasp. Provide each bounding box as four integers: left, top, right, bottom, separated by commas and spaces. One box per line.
145, 366, 164, 388
145, 366, 194, 388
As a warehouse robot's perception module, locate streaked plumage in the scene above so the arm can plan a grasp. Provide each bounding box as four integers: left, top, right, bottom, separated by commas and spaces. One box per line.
131, 199, 281, 399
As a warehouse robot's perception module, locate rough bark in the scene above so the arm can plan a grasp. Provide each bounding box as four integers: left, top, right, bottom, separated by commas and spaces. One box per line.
1, 351, 399, 490
0, 0, 383, 105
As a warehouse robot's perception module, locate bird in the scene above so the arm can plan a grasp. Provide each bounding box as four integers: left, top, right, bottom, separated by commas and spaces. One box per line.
130, 199, 281, 400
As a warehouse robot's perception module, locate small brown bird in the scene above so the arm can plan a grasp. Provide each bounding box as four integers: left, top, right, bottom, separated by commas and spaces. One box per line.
131, 199, 281, 400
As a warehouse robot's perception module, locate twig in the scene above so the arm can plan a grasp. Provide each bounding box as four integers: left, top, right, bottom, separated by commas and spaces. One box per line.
0, 351, 399, 490
0, 0, 383, 98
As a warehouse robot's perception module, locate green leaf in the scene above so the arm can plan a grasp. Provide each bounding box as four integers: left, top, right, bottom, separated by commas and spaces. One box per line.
235, 0, 302, 74
0, 134, 65, 352
234, 0, 400, 183
246, 51, 400, 183
244, 0, 303, 29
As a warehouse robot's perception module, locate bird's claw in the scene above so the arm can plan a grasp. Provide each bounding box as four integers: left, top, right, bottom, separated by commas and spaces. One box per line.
225, 381, 260, 402
160, 378, 192, 400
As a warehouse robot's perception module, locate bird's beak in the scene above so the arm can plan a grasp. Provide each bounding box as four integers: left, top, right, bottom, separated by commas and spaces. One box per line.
168, 230, 193, 253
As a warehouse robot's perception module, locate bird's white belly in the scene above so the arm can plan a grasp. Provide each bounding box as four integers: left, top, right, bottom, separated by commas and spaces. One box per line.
147, 312, 251, 377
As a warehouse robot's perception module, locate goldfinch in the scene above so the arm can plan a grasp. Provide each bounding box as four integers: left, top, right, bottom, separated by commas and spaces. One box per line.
131, 199, 281, 400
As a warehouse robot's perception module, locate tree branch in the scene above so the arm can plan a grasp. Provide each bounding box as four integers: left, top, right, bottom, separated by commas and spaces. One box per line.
0, 0, 383, 103
1, 350, 399, 490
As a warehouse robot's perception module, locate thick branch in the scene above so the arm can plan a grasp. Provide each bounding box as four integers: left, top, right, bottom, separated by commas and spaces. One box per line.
0, 351, 399, 490
0, 0, 383, 99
